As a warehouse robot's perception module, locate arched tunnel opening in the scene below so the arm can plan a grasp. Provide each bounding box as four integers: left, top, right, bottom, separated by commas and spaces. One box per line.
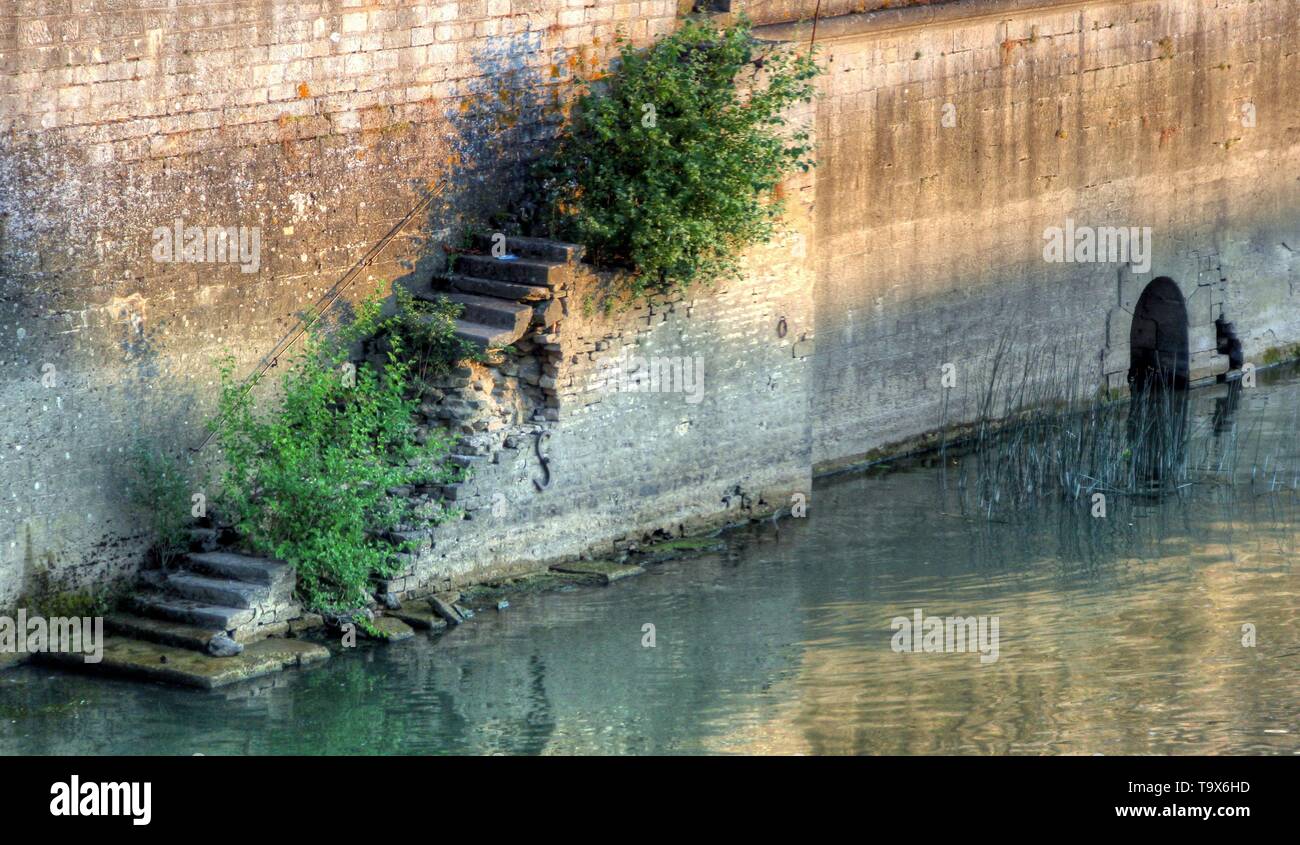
1128, 277, 1190, 391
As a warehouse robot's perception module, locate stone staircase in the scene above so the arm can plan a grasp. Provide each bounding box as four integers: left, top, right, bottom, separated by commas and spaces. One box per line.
39, 546, 331, 690
109, 551, 303, 650
423, 234, 583, 352
370, 235, 586, 599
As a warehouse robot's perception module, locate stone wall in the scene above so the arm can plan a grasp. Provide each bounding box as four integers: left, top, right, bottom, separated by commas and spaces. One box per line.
736, 0, 947, 28
0, 0, 677, 608
764, 0, 1300, 471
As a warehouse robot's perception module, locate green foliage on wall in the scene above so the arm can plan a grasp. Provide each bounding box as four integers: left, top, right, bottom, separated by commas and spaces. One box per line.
211, 287, 462, 611
536, 16, 821, 298
126, 445, 199, 568
391, 286, 482, 385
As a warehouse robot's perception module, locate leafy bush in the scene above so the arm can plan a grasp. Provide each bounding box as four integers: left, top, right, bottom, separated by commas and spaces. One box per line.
391, 286, 481, 384
535, 16, 821, 297
126, 445, 198, 568
212, 288, 461, 611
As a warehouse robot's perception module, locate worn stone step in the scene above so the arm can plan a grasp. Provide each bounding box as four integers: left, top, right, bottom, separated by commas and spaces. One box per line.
454, 319, 525, 351
165, 572, 268, 609
38, 635, 330, 690
550, 559, 645, 585
129, 592, 257, 632
437, 273, 551, 302
455, 253, 567, 287
472, 233, 584, 263
444, 292, 533, 333
388, 602, 450, 632
366, 616, 416, 642
104, 612, 221, 652
185, 552, 293, 591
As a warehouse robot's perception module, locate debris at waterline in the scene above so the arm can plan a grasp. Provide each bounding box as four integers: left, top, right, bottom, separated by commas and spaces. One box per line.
11, 529, 736, 690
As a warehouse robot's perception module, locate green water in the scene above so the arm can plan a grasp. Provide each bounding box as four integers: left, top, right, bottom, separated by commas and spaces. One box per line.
2, 374, 1297, 755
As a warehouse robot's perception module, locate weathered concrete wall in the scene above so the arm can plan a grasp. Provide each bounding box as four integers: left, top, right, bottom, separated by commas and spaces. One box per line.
770, 0, 1300, 470
0, 0, 677, 608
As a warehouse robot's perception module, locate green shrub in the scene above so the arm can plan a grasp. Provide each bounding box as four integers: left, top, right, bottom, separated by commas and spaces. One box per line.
211, 287, 461, 611
126, 445, 197, 568
535, 16, 821, 297
391, 286, 481, 384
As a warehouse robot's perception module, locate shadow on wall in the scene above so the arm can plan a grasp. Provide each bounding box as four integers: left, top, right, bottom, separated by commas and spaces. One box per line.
0, 133, 218, 607
398, 28, 580, 300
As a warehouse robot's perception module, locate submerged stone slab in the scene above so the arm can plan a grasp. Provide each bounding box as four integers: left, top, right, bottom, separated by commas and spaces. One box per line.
429, 594, 464, 625
367, 616, 416, 642
40, 635, 330, 690
550, 559, 645, 585
388, 603, 449, 632
638, 536, 727, 563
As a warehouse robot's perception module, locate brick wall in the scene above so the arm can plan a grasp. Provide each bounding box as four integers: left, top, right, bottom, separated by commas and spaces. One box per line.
736, 0, 948, 28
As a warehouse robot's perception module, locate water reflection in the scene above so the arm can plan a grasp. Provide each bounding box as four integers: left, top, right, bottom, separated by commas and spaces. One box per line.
1, 373, 1297, 755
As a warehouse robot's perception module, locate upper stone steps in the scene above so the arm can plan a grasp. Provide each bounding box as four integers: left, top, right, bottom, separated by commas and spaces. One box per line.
471, 233, 584, 263
444, 292, 533, 333
429, 274, 551, 302
455, 253, 567, 287
454, 320, 522, 351
421, 235, 583, 355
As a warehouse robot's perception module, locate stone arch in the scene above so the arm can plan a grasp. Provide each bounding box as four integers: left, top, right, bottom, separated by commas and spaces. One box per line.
1128, 277, 1189, 390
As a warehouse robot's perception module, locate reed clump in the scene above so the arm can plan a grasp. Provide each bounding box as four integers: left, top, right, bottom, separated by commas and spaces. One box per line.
936, 336, 1300, 520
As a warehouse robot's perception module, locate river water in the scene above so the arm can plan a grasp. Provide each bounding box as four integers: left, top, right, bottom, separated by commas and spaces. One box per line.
2, 370, 1297, 755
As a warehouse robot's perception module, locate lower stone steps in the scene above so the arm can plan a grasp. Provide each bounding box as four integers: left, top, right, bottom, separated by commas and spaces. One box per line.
74, 550, 327, 688
125, 550, 303, 644
104, 612, 222, 651
129, 591, 257, 633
